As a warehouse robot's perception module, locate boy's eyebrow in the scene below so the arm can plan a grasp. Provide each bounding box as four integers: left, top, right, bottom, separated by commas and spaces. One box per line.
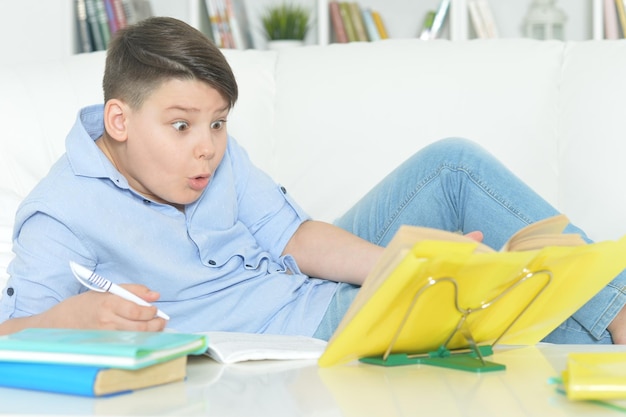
165, 104, 230, 114
166, 105, 199, 113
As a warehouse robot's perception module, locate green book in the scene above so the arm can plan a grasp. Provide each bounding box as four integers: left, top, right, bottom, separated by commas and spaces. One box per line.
0, 328, 208, 370
339, 2, 357, 42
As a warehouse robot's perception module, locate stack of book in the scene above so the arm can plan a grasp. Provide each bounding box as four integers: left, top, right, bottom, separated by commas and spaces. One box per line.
328, 1, 388, 43
0, 328, 331, 396
0, 329, 208, 397
75, 0, 153, 53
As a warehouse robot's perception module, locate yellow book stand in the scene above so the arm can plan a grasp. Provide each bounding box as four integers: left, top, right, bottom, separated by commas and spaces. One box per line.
318, 234, 626, 371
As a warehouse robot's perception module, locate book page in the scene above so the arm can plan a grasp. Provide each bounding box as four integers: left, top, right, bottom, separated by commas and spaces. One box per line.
201, 332, 327, 364
379, 215, 584, 254
501, 214, 585, 252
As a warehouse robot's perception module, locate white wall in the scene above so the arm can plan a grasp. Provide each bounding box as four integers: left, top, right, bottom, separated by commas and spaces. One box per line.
0, 0, 74, 64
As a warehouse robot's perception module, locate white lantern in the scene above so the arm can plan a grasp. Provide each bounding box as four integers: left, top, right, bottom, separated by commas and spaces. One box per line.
524, 0, 567, 40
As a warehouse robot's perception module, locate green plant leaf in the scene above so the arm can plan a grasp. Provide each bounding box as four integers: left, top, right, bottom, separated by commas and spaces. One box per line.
261, 3, 311, 40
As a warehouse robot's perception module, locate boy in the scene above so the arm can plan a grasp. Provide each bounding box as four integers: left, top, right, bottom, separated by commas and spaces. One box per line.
1, 17, 625, 344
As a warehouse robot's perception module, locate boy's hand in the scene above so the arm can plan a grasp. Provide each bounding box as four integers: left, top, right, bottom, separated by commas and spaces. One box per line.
465, 231, 484, 242
43, 284, 167, 332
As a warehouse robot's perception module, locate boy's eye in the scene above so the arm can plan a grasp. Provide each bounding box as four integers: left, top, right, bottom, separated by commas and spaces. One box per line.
172, 121, 189, 132
211, 120, 226, 130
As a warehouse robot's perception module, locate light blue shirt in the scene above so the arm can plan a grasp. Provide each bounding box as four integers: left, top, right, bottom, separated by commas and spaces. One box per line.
0, 104, 338, 335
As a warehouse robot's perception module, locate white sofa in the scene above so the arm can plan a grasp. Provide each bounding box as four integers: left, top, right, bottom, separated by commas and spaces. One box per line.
2, 39, 626, 291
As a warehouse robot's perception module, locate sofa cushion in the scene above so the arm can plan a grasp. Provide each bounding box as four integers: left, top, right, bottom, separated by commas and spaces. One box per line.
264, 40, 566, 224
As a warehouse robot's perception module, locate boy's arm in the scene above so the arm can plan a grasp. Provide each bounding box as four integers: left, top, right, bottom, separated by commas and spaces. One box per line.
282, 220, 384, 285
0, 284, 166, 335
282, 221, 484, 286
1, 208, 168, 334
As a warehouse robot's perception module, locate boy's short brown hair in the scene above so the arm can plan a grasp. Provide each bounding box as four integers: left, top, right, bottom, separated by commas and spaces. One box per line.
103, 17, 238, 109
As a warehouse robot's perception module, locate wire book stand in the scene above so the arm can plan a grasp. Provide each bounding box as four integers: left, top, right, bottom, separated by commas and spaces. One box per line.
360, 268, 553, 372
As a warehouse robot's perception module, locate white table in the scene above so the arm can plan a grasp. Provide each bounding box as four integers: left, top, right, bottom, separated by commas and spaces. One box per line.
1, 344, 626, 416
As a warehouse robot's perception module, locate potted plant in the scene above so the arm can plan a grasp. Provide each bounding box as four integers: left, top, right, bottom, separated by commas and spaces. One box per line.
261, 3, 311, 50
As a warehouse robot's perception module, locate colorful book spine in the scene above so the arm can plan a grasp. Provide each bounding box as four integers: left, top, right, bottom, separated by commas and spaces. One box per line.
468, 0, 488, 39
429, 0, 451, 39
329, 1, 348, 43
112, 0, 128, 30
94, 0, 112, 46
84, 0, 106, 50
604, 0, 620, 39
371, 10, 388, 39
615, 0, 626, 37
339, 2, 357, 42
419, 10, 436, 40
476, 0, 498, 38
361, 8, 380, 42
225, 0, 245, 49
104, 0, 120, 34
348, 2, 368, 41
75, 0, 94, 53
205, 0, 224, 47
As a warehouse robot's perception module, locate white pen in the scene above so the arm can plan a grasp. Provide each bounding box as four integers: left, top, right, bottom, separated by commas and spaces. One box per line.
69, 261, 170, 320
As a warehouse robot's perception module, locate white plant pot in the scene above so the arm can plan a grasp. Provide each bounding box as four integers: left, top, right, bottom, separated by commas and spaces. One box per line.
267, 40, 305, 50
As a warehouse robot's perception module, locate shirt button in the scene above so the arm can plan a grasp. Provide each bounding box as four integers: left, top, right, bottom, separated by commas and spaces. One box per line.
208, 260, 216, 266
143, 199, 151, 204
280, 186, 287, 194
6, 287, 14, 296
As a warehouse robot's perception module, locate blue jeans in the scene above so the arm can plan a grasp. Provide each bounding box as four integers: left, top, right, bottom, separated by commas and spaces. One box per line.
313, 138, 626, 343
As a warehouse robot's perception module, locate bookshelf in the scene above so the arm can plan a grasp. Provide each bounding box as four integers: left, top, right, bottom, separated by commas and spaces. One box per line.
145, 0, 607, 44
165, 0, 607, 44
316, 0, 597, 43
0, 0, 608, 65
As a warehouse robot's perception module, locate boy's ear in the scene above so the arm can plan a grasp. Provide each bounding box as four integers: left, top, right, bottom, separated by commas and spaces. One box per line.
103, 99, 129, 142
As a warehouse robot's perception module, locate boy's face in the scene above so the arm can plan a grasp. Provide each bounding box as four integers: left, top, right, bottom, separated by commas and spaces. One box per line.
111, 78, 230, 208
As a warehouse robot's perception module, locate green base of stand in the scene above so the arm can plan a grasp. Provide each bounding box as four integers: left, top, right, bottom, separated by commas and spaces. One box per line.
359, 345, 506, 373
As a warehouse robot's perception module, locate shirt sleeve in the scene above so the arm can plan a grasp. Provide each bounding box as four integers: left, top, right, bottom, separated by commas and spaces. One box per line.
0, 209, 92, 319
227, 138, 311, 260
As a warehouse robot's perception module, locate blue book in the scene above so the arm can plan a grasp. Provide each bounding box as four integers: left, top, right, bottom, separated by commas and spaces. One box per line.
0, 355, 188, 397
0, 328, 208, 369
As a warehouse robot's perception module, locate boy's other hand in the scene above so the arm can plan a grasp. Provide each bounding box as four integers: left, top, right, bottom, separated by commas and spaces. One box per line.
465, 231, 484, 242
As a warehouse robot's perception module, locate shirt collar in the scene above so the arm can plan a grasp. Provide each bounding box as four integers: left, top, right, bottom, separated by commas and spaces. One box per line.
66, 104, 129, 189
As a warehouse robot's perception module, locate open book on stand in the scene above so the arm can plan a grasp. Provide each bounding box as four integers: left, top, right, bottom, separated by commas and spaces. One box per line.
318, 215, 626, 367
399, 213, 584, 253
